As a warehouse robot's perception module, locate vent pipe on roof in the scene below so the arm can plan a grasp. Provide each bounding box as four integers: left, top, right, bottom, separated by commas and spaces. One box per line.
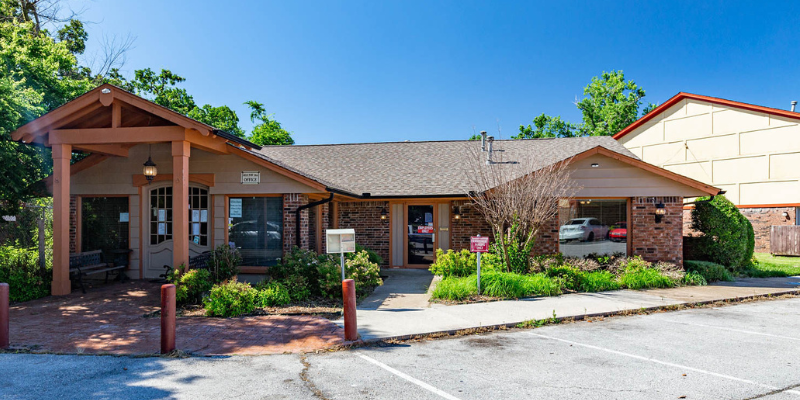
480, 131, 487, 151
792, 101, 797, 112
486, 136, 494, 165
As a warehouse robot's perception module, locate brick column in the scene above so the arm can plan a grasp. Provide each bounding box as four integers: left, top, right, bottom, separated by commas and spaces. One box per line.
283, 194, 310, 254
52, 144, 72, 295
631, 196, 684, 265
172, 141, 190, 270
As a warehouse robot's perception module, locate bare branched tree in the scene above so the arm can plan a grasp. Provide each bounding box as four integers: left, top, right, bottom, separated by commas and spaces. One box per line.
14, 0, 80, 33
88, 33, 136, 78
465, 139, 578, 272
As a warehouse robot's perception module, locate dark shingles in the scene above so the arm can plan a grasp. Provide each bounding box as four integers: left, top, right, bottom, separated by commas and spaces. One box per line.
247, 137, 636, 197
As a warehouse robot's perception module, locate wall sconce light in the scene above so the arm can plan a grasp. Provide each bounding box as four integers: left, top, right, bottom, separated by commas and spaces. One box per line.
380, 208, 388, 221
453, 207, 462, 220
580, 199, 592, 205
654, 203, 666, 223
142, 144, 158, 182
782, 211, 790, 220
591, 163, 600, 168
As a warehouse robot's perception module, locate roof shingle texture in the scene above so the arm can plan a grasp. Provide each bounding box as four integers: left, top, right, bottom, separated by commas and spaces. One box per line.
249, 136, 637, 197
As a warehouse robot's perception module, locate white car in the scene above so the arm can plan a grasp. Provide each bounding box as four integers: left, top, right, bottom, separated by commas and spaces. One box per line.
559, 218, 608, 242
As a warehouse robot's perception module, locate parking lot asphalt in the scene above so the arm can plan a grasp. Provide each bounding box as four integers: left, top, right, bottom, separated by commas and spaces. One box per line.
2, 297, 799, 400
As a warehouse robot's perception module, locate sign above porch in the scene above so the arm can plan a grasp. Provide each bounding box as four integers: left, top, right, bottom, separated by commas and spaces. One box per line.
241, 171, 260, 185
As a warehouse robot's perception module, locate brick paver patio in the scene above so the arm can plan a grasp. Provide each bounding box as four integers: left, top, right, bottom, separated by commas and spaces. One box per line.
8, 281, 344, 355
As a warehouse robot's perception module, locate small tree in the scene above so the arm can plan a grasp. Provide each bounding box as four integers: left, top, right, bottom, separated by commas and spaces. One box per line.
466, 142, 577, 272
691, 195, 754, 271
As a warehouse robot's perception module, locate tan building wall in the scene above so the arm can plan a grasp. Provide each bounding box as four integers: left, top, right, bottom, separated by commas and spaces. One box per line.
618, 98, 800, 206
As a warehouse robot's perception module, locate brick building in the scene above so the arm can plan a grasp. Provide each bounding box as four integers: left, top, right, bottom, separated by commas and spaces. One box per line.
13, 84, 719, 294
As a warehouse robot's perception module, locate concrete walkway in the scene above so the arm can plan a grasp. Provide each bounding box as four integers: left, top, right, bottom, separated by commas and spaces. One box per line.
339, 275, 800, 341
358, 269, 436, 310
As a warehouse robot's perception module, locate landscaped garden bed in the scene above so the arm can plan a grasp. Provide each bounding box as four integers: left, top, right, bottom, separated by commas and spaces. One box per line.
169, 245, 383, 318
428, 249, 707, 303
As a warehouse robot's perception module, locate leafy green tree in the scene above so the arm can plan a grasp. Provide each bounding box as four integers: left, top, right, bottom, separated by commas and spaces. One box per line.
116, 68, 198, 115
513, 114, 579, 139
576, 70, 648, 136
0, 3, 94, 209
187, 104, 245, 137
245, 101, 294, 146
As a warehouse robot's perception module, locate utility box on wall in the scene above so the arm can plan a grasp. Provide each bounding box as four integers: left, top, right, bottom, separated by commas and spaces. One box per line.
326, 228, 356, 254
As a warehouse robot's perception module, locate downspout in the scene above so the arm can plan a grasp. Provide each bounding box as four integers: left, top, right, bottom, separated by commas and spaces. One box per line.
293, 192, 335, 248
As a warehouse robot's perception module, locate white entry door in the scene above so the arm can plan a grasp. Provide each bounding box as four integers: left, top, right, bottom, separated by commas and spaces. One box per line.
143, 183, 211, 278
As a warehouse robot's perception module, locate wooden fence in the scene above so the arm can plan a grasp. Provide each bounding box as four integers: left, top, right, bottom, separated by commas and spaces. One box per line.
770, 226, 800, 256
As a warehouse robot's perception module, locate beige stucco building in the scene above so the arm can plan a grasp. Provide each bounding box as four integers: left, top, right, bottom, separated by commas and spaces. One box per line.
614, 93, 800, 251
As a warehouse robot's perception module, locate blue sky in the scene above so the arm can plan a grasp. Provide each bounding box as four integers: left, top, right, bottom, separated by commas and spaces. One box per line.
68, 0, 800, 144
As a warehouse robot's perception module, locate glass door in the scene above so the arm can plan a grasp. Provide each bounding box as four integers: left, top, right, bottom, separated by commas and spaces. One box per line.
407, 205, 436, 265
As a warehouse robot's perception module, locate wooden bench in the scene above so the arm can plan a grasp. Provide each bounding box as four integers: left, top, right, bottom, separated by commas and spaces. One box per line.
69, 250, 128, 294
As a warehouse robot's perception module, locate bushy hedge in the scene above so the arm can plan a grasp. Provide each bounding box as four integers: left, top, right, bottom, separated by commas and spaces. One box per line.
319, 250, 382, 298
691, 195, 754, 271
0, 246, 50, 302
171, 268, 213, 305
684, 260, 734, 282
204, 280, 258, 317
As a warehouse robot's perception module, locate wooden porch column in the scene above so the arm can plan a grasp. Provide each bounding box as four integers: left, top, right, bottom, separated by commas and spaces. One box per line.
52, 144, 72, 295
172, 141, 190, 271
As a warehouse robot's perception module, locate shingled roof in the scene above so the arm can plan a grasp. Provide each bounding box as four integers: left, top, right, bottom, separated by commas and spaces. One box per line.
245, 136, 637, 198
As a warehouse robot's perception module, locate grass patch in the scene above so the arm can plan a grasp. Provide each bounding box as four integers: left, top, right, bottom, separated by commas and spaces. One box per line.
431, 272, 561, 301
617, 267, 676, 290
431, 275, 478, 301
681, 271, 708, 286
745, 253, 800, 278
684, 260, 734, 282
580, 271, 621, 292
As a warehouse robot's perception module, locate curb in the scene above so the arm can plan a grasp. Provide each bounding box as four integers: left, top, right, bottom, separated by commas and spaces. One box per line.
354, 288, 800, 345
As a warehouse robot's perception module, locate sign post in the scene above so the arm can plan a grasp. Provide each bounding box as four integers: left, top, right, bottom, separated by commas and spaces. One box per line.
470, 235, 490, 294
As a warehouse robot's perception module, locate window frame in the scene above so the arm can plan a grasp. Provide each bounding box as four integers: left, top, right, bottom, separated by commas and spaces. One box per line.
224, 194, 284, 271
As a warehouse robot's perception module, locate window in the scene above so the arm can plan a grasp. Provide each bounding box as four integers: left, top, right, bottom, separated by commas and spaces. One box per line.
189, 187, 209, 246
228, 197, 283, 266
150, 186, 172, 245
559, 199, 628, 258
82, 197, 129, 256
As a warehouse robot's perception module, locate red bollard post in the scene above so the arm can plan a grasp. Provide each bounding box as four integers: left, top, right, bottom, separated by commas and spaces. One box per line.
0, 283, 8, 349
342, 279, 358, 341
160, 284, 176, 354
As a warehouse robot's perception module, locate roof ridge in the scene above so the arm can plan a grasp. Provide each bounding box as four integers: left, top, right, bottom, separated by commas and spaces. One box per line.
258, 136, 608, 148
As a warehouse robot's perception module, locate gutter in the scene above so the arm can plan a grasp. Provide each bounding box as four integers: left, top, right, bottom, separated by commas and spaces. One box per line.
293, 192, 335, 248
683, 190, 725, 206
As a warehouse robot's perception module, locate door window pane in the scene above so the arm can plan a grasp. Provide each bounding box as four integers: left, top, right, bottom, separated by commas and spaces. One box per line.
189, 187, 209, 246
228, 197, 283, 266
408, 205, 435, 264
82, 197, 129, 259
559, 199, 627, 258
150, 187, 172, 245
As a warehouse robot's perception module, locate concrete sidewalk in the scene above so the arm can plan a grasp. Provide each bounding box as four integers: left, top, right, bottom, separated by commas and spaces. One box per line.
338, 276, 800, 341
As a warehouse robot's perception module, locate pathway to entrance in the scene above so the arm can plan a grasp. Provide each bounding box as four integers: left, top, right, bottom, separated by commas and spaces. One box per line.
8, 281, 343, 355
357, 269, 436, 310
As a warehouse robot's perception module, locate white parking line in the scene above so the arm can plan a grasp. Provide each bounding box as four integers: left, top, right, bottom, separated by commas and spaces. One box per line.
661, 319, 800, 342
356, 353, 463, 400
527, 332, 800, 396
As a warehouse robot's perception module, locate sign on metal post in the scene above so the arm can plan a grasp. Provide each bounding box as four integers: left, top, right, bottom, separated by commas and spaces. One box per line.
470, 235, 490, 294
326, 229, 356, 281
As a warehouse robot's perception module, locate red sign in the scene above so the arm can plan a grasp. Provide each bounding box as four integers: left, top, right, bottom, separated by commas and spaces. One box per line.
417, 226, 434, 234
470, 236, 490, 253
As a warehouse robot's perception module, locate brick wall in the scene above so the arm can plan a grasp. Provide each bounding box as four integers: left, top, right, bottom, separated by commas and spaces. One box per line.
69, 196, 78, 253
283, 194, 309, 255
308, 203, 317, 252
337, 201, 390, 266
450, 200, 493, 251
449, 200, 558, 255
631, 196, 683, 265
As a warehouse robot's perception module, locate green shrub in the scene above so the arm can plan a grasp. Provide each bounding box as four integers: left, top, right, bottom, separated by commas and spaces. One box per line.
256, 281, 291, 307
684, 260, 734, 282
429, 249, 477, 277
170, 268, 213, 305
530, 254, 564, 272
318, 250, 383, 298
430, 275, 478, 301
481, 272, 561, 298
270, 247, 327, 295
204, 280, 258, 317
490, 225, 533, 274
617, 266, 676, 290
691, 195, 754, 271
353, 244, 384, 266
579, 271, 620, 292
545, 265, 584, 291
209, 244, 242, 283
281, 274, 311, 302
0, 246, 50, 302
682, 271, 708, 286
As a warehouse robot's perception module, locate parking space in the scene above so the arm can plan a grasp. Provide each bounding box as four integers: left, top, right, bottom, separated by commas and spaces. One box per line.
2, 297, 799, 399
